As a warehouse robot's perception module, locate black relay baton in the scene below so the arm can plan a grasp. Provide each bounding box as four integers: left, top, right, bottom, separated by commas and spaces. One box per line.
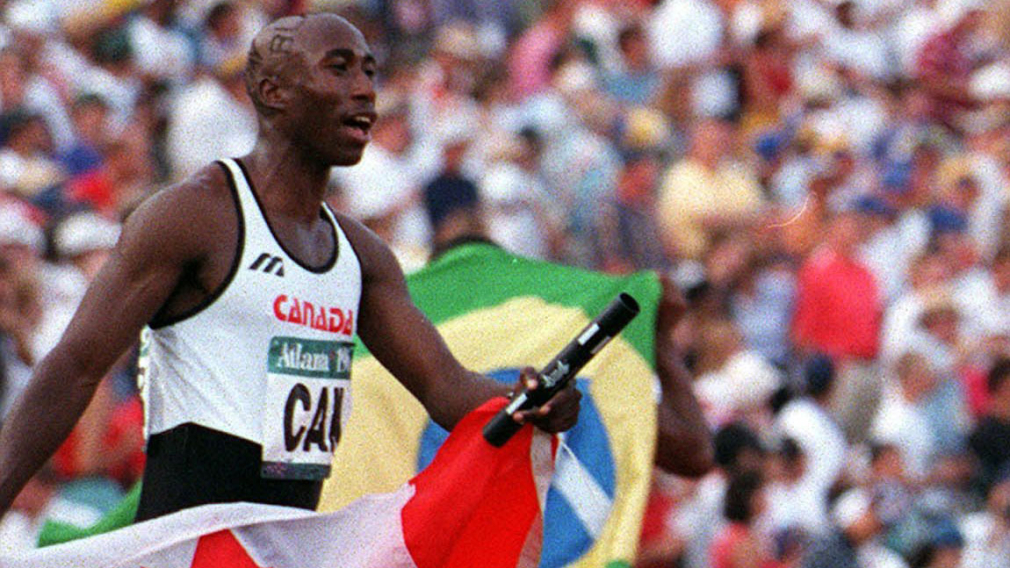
482, 292, 640, 447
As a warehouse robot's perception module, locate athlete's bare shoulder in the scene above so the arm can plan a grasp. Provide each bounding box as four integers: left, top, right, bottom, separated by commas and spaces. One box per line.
114, 163, 242, 314
332, 211, 404, 284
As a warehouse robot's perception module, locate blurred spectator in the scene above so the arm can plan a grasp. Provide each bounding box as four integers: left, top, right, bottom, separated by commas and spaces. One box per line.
674, 422, 765, 568
477, 130, 558, 261
906, 520, 964, 568
969, 358, 1010, 493
856, 194, 912, 304
646, 0, 737, 120
531, 59, 623, 268
635, 470, 692, 568
0, 38, 73, 153
914, 0, 985, 131
891, 0, 942, 75
959, 476, 1010, 567
429, 0, 514, 58
0, 108, 63, 200
881, 252, 952, 363
822, 0, 894, 83
773, 354, 847, 537
422, 115, 479, 253
739, 23, 795, 135
59, 94, 110, 178
34, 211, 121, 356
656, 118, 765, 261
0, 204, 44, 422
508, 0, 577, 100
79, 26, 144, 131
801, 483, 912, 568
165, 53, 255, 180
709, 470, 779, 568
610, 106, 671, 270
792, 207, 883, 443
694, 317, 783, 429
64, 129, 155, 219
198, 1, 248, 70
871, 352, 947, 481
729, 250, 796, 369
602, 21, 661, 107
125, 0, 197, 85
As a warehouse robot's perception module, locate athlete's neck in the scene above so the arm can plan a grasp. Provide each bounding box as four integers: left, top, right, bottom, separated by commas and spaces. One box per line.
241, 140, 332, 222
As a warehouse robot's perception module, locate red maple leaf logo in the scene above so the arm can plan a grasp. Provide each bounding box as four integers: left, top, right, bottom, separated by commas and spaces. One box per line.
142, 530, 272, 568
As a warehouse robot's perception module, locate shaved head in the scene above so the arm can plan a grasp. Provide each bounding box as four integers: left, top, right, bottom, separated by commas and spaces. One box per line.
245, 13, 365, 117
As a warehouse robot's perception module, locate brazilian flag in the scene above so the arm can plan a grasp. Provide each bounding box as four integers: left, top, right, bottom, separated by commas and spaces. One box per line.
320, 242, 661, 568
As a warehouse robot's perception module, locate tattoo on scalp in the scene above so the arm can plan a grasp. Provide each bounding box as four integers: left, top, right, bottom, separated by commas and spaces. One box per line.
268, 32, 295, 54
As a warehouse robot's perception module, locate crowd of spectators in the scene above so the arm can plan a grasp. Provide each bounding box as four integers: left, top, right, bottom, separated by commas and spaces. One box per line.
0, 0, 1009, 566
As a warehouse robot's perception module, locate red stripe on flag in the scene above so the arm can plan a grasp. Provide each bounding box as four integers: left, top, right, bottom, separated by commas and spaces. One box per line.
188, 530, 270, 568
402, 398, 545, 568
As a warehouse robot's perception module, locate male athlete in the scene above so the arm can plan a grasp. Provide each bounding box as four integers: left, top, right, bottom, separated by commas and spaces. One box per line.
0, 13, 580, 522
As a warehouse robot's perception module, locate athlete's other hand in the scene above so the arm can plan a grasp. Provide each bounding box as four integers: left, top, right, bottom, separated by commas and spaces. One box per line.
510, 366, 582, 433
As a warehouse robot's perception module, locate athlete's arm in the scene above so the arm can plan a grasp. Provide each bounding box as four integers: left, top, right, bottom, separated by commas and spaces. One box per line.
653, 275, 714, 477
0, 175, 225, 517
340, 215, 580, 432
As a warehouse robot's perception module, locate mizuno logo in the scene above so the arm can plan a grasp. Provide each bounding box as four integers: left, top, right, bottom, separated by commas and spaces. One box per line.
249, 253, 285, 276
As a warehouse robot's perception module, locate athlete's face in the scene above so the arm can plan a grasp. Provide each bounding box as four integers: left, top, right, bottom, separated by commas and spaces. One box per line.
287, 16, 378, 166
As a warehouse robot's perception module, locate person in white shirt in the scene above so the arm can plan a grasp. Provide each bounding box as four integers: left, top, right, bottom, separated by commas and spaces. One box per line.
165, 57, 257, 181
774, 353, 848, 536
871, 351, 942, 481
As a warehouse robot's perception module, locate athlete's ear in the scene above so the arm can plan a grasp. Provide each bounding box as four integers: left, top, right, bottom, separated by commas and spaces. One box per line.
257, 75, 289, 112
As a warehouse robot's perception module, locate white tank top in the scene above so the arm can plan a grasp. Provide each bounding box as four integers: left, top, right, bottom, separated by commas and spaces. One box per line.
139, 158, 362, 480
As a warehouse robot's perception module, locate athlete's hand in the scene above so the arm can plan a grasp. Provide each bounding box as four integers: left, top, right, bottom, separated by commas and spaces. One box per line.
510, 366, 582, 433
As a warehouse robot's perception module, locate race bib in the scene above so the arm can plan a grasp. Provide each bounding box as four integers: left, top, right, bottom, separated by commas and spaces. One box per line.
262, 336, 353, 480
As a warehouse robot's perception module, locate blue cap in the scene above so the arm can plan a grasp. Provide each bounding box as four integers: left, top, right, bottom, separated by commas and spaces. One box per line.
853, 194, 898, 217
804, 353, 835, 397
755, 130, 788, 161
930, 518, 964, 548
927, 205, 968, 235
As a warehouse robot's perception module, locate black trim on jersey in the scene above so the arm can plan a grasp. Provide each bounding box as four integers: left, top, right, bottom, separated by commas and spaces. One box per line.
234, 158, 338, 274
148, 161, 246, 330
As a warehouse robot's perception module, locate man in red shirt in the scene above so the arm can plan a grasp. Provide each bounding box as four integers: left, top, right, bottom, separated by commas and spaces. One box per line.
793, 208, 883, 443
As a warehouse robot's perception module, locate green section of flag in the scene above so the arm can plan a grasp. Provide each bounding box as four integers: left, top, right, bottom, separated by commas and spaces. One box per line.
37, 483, 141, 547
367, 243, 661, 366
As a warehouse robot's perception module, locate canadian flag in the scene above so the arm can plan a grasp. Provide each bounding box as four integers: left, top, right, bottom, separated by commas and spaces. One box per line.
1, 399, 556, 568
